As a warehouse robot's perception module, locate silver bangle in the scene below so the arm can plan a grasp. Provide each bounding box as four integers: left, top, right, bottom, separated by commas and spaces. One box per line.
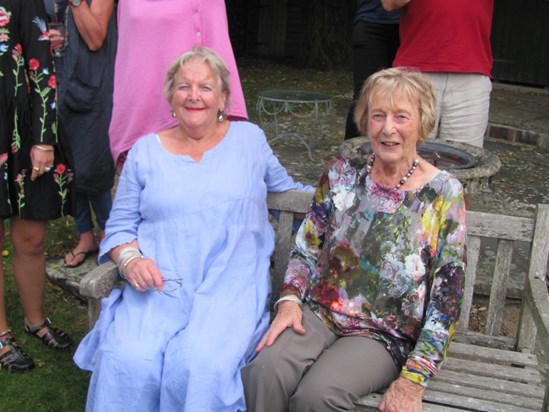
274, 295, 303, 312
116, 246, 140, 264
116, 246, 143, 279
32, 145, 54, 152
121, 255, 143, 277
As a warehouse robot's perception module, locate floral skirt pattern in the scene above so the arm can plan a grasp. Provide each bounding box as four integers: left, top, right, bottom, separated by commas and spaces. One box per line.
0, 135, 74, 221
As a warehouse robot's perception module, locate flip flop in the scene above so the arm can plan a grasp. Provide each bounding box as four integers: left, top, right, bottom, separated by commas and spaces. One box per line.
64, 249, 98, 268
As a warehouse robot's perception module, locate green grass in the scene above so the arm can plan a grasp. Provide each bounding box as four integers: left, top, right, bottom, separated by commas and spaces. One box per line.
1, 217, 90, 411
0, 58, 353, 410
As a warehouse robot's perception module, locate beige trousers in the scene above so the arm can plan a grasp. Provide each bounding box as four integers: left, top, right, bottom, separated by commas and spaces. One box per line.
425, 73, 492, 148
242, 305, 399, 412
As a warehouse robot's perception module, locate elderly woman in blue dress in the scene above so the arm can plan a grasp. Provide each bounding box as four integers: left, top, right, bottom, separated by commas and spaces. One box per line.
242, 68, 467, 412
73, 46, 310, 411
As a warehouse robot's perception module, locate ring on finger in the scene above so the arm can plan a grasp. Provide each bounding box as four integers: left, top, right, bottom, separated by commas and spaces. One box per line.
33, 166, 40, 172
134, 282, 140, 289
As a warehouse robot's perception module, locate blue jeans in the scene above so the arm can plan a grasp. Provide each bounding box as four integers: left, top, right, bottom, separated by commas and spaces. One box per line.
74, 191, 112, 234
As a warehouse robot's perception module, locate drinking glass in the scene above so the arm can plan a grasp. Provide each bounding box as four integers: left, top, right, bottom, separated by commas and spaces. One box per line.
48, 22, 66, 57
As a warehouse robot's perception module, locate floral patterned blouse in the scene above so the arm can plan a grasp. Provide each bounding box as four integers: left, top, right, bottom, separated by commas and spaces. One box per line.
0, 0, 72, 220
280, 155, 467, 387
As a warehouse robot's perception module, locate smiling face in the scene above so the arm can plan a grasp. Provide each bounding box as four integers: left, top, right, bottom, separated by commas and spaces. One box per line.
367, 88, 422, 166
170, 59, 227, 132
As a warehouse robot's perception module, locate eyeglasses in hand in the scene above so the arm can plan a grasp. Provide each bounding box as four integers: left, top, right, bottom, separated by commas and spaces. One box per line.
158, 278, 184, 294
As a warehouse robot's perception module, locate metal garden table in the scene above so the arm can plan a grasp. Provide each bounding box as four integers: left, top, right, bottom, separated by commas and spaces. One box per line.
256, 90, 333, 160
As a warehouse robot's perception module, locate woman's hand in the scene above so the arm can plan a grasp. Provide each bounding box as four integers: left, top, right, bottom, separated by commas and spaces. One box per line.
378, 377, 424, 412
124, 257, 164, 292
255, 301, 305, 352
30, 145, 54, 181
48, 27, 64, 50
381, 0, 411, 11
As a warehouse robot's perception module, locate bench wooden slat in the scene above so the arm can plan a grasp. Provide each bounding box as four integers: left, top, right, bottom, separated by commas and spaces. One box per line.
355, 392, 466, 412
434, 369, 545, 400
518, 203, 549, 353
443, 357, 542, 385
422, 390, 538, 412
453, 330, 516, 351
267, 190, 312, 213
357, 390, 538, 412
428, 380, 543, 410
485, 239, 514, 335
466, 211, 535, 242
459, 235, 481, 332
448, 341, 538, 367
272, 210, 295, 302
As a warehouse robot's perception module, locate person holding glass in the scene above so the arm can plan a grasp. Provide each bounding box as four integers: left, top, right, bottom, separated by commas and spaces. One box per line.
0, 0, 73, 372
46, 0, 117, 268
73, 46, 311, 411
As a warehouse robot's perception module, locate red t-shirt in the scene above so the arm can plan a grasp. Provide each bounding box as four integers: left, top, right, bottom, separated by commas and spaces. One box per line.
393, 0, 493, 76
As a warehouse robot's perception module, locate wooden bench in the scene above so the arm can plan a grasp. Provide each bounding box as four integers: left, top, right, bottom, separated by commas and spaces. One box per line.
79, 191, 549, 411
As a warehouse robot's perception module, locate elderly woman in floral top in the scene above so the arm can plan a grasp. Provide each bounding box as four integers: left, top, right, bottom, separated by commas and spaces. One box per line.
242, 68, 467, 412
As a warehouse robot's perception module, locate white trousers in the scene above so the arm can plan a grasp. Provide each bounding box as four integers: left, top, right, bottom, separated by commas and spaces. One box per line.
424, 73, 492, 148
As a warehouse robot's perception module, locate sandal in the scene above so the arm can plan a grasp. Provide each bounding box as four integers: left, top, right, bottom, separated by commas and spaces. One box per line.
24, 318, 72, 350
64, 249, 98, 268
0, 330, 35, 372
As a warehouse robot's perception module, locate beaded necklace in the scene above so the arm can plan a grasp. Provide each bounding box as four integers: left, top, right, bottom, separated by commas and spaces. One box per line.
366, 154, 420, 190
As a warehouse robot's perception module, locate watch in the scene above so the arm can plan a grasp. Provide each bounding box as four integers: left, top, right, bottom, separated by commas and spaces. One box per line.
70, 0, 82, 6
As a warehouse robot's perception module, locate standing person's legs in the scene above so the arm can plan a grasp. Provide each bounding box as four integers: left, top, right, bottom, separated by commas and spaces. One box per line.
65, 192, 99, 267
10, 217, 47, 327
74, 191, 93, 235
12, 218, 71, 349
345, 22, 399, 140
424, 73, 492, 147
89, 190, 112, 238
289, 336, 399, 411
423, 73, 446, 141
241, 305, 338, 412
0, 219, 35, 371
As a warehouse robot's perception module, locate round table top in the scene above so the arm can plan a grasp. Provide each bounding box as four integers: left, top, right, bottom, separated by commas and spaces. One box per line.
257, 90, 332, 103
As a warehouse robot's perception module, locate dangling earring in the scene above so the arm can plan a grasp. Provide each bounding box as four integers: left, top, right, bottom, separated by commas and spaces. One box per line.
172, 111, 176, 118
217, 110, 225, 122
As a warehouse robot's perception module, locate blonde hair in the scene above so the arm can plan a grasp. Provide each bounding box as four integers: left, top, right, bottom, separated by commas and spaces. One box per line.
163, 46, 231, 117
354, 67, 436, 143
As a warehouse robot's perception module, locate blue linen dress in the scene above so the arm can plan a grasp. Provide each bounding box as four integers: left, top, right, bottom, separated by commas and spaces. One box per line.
74, 122, 310, 411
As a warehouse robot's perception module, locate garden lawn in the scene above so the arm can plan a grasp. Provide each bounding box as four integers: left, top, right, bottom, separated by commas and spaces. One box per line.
1, 217, 90, 411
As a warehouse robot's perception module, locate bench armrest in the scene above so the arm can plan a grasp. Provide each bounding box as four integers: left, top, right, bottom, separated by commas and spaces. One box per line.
79, 261, 121, 328
79, 260, 121, 300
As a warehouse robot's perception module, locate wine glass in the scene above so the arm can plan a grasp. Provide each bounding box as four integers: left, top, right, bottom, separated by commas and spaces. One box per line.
48, 21, 66, 57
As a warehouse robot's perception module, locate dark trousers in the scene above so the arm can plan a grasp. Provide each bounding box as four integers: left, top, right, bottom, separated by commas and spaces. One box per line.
344, 21, 400, 140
